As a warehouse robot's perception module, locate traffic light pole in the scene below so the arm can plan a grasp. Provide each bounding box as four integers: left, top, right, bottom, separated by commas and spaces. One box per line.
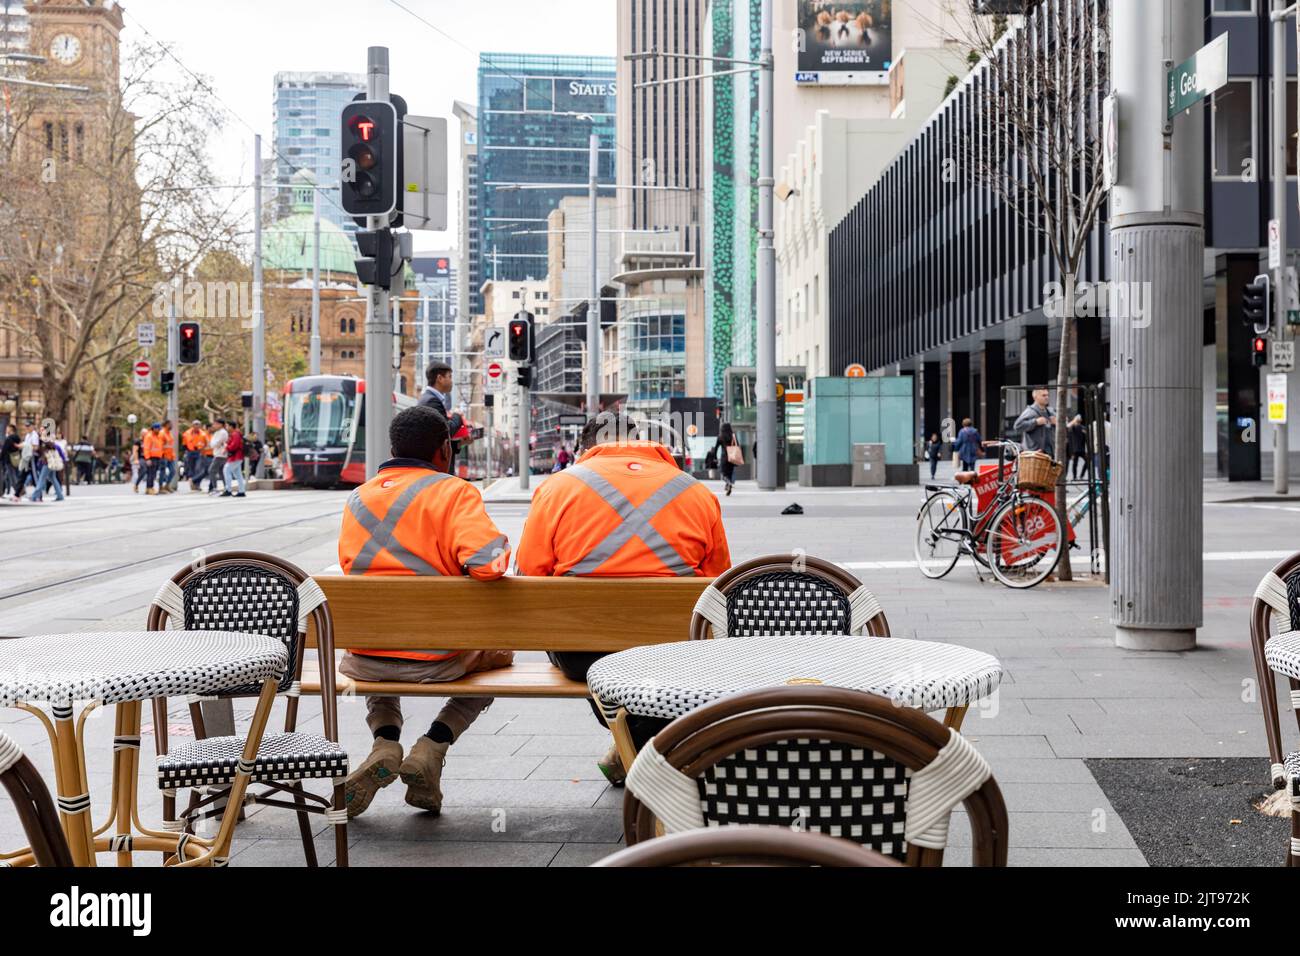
518, 377, 530, 492
166, 287, 179, 487
1272, 0, 1290, 494
252, 134, 267, 478
363, 47, 395, 481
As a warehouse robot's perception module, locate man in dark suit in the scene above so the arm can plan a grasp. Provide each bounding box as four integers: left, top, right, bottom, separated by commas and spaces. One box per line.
418, 361, 464, 466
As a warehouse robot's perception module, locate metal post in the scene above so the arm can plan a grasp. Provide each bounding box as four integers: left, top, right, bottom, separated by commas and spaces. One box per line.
1108, 0, 1204, 651
1274, 0, 1291, 494
166, 286, 179, 488
420, 295, 430, 378
310, 184, 321, 377
486, 403, 493, 488
252, 134, 266, 476
587, 131, 601, 416
755, 0, 777, 490
518, 377, 530, 491
363, 47, 394, 480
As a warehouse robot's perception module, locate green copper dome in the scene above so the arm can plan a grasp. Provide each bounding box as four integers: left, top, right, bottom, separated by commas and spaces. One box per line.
262, 171, 358, 277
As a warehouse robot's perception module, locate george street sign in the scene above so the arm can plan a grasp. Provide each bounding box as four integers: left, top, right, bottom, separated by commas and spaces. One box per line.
1167, 32, 1228, 120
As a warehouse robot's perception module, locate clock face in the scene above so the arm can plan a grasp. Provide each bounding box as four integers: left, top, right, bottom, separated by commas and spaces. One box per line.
50, 34, 82, 65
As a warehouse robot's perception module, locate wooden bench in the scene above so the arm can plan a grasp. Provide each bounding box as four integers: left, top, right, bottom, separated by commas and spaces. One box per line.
300, 575, 713, 702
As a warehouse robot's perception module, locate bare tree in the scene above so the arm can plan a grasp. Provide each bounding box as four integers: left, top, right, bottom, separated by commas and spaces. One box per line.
955, 0, 1109, 580
0, 41, 241, 440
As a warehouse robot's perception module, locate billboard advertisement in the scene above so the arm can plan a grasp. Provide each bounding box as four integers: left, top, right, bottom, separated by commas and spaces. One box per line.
795, 0, 892, 86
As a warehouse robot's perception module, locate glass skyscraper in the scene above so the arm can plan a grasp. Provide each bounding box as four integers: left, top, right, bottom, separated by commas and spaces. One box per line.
272, 71, 365, 236
477, 52, 617, 287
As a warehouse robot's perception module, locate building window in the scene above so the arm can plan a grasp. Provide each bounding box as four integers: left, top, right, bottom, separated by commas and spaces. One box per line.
349, 318, 356, 334
1212, 79, 1256, 180
340, 318, 347, 334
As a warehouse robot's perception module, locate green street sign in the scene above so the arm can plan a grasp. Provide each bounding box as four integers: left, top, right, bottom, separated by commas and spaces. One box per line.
1167, 33, 1228, 119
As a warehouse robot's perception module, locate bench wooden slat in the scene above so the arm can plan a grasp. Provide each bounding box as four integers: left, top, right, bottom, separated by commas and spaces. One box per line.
300, 660, 589, 699
310, 575, 711, 653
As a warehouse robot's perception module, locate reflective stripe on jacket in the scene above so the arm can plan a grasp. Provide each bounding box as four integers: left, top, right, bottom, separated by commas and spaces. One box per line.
515, 441, 730, 578
339, 459, 510, 661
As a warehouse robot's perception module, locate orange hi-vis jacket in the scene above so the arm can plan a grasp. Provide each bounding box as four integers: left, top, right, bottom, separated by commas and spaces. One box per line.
161, 428, 176, 461
183, 427, 209, 453
516, 441, 731, 578
142, 430, 165, 460
338, 459, 510, 661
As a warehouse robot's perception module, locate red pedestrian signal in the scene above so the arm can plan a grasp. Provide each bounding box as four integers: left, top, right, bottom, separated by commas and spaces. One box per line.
1253, 336, 1269, 368
178, 322, 201, 365
341, 101, 398, 217
508, 312, 533, 363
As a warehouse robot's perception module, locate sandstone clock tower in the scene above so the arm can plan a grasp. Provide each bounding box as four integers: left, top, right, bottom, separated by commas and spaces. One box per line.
25, 0, 122, 93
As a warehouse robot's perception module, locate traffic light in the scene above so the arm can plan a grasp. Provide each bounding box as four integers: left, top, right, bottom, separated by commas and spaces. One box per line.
516, 365, 533, 388
355, 228, 395, 290
1244, 274, 1271, 334
178, 322, 201, 364
508, 311, 534, 363
341, 101, 399, 218
1253, 335, 1269, 368
160, 371, 175, 395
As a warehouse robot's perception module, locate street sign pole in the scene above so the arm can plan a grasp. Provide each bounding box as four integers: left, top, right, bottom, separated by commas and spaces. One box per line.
1110, 0, 1204, 651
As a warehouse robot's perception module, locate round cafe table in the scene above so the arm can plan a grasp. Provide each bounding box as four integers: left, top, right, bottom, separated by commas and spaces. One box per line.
0, 630, 287, 867
587, 635, 1002, 768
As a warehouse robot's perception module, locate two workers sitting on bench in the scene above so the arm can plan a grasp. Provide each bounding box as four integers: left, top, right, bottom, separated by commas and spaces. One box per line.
339, 406, 732, 819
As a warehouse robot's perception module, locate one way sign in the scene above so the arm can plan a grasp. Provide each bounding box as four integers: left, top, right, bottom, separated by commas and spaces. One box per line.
484, 326, 505, 359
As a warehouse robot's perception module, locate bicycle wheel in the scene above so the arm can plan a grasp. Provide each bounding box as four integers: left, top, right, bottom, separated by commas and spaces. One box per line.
985, 496, 1063, 589
915, 491, 965, 579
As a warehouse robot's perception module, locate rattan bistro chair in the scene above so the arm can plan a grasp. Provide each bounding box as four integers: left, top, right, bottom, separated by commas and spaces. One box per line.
623, 686, 1008, 867
593, 825, 904, 868
0, 730, 74, 868
1249, 551, 1300, 865
689, 554, 890, 640
147, 551, 348, 867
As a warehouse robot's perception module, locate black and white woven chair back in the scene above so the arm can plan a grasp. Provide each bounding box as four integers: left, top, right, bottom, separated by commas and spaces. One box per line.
698, 737, 912, 859
628, 725, 992, 862
692, 568, 884, 639
151, 562, 326, 696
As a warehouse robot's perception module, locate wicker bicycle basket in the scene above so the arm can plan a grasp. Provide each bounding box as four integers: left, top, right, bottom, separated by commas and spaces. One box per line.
1015, 451, 1063, 493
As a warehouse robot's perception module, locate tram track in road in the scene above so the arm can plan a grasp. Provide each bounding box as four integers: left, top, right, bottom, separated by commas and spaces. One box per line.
0, 505, 344, 603
0, 494, 344, 565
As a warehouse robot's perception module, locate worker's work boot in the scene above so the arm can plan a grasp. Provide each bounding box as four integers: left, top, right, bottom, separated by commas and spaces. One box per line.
399, 736, 448, 815
343, 738, 403, 819
597, 745, 626, 786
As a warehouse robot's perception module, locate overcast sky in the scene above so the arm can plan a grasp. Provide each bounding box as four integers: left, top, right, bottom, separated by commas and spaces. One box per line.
115, 0, 617, 252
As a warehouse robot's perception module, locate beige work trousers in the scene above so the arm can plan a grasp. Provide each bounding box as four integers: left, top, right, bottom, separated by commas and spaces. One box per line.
338, 650, 514, 742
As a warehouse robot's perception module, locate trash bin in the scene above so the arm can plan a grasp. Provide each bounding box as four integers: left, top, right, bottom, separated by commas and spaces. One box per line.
851, 443, 886, 488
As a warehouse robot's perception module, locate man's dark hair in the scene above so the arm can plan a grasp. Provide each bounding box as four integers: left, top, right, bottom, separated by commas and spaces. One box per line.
426, 362, 452, 387
577, 412, 639, 455
390, 404, 449, 461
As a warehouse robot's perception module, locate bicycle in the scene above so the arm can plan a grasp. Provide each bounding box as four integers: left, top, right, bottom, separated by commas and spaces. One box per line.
913, 440, 1064, 589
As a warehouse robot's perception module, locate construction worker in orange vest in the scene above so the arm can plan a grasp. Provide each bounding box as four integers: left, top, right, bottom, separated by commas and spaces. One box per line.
516, 411, 732, 783
182, 420, 210, 491
338, 404, 512, 818
141, 422, 165, 495
158, 421, 177, 493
